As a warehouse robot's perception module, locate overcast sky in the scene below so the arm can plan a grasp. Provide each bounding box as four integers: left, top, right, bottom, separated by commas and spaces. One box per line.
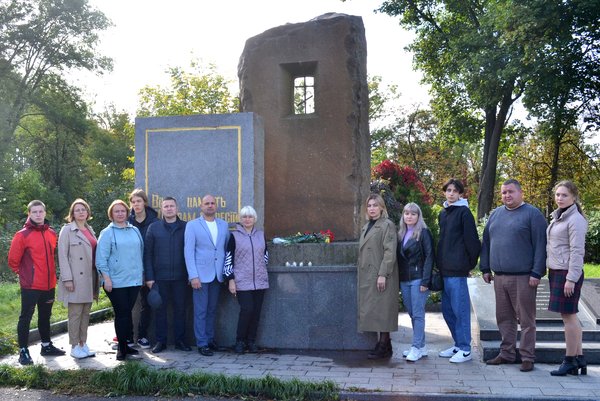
72, 0, 429, 116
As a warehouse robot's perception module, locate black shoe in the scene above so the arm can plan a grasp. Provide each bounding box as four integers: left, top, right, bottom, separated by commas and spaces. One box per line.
247, 342, 259, 353
175, 341, 192, 351
152, 342, 166, 353
368, 340, 392, 359
126, 346, 139, 355
40, 343, 66, 356
198, 346, 214, 356
19, 348, 33, 365
550, 356, 578, 376
234, 340, 246, 354
116, 349, 126, 361
577, 355, 587, 375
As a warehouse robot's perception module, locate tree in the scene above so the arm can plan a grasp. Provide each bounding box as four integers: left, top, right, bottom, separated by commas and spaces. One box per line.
0, 0, 112, 152
378, 0, 599, 220
516, 0, 600, 213
137, 60, 239, 117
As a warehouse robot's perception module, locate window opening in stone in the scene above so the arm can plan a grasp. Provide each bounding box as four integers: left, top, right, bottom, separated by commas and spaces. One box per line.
293, 76, 315, 114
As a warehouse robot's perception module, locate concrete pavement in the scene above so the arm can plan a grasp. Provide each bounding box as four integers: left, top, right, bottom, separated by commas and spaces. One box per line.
1, 312, 599, 400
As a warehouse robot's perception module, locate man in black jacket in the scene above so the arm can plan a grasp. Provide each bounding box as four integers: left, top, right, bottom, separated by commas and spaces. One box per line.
143, 197, 191, 353
436, 179, 481, 363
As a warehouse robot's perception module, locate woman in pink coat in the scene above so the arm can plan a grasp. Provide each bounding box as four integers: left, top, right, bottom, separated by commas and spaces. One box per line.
57, 199, 99, 359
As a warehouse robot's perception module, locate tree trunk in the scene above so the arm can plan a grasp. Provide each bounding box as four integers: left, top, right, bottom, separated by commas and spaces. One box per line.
477, 91, 514, 220
546, 127, 563, 218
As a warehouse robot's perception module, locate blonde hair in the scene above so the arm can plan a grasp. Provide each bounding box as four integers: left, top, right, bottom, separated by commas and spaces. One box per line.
239, 205, 258, 220
397, 202, 428, 241
65, 198, 92, 223
107, 199, 130, 221
364, 193, 388, 220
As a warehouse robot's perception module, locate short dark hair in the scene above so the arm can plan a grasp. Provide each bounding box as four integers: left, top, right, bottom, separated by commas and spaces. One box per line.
27, 200, 46, 212
442, 178, 465, 194
502, 179, 522, 190
162, 196, 177, 204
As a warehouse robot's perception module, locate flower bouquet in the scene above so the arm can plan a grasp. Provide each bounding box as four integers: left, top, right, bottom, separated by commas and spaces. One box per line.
273, 230, 334, 245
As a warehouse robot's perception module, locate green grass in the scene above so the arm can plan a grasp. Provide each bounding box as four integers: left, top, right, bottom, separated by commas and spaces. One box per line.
0, 362, 340, 400
585, 263, 600, 278
0, 282, 112, 355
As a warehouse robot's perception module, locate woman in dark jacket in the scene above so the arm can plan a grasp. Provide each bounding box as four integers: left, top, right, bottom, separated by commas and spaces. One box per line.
397, 202, 434, 362
223, 206, 268, 354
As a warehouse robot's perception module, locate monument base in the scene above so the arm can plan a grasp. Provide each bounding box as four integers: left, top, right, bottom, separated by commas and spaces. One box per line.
141, 242, 376, 350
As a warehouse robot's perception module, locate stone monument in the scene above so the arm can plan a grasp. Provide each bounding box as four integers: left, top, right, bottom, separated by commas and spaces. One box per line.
134, 113, 264, 225
238, 13, 371, 240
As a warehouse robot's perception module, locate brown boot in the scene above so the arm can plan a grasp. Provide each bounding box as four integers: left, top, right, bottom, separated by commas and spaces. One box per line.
485, 354, 514, 365
520, 360, 534, 372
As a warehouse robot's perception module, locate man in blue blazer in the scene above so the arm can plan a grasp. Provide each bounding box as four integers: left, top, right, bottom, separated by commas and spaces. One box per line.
184, 194, 229, 356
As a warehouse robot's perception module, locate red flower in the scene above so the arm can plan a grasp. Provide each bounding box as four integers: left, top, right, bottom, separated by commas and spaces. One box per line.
320, 229, 335, 242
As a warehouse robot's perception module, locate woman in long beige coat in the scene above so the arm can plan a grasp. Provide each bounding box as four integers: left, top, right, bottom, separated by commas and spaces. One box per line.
358, 193, 399, 359
57, 199, 99, 359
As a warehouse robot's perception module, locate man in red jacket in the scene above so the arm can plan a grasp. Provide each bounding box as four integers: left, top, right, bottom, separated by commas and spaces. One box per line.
8, 200, 66, 365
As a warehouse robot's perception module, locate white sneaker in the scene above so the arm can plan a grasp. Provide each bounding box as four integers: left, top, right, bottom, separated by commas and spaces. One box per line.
82, 344, 95, 357
402, 347, 428, 357
405, 346, 423, 362
449, 350, 472, 363
438, 346, 459, 358
70, 345, 88, 359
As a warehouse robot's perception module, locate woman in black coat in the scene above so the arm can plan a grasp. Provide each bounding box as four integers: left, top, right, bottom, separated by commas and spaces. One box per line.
397, 202, 434, 362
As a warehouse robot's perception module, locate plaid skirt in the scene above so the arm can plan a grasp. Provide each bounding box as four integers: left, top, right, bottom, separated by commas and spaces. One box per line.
548, 269, 584, 314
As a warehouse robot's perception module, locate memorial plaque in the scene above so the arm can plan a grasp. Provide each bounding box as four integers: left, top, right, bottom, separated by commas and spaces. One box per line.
134, 113, 264, 225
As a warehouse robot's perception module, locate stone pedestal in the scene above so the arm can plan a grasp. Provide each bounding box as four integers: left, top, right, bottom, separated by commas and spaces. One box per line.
142, 242, 376, 350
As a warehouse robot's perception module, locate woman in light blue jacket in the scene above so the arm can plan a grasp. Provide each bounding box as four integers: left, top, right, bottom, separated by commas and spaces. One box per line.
96, 199, 144, 361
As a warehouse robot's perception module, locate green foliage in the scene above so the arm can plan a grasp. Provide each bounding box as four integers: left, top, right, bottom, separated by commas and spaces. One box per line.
90, 363, 339, 400
371, 160, 438, 240
137, 60, 239, 117
377, 0, 600, 220
586, 211, 600, 264
0, 0, 112, 147
0, 282, 112, 356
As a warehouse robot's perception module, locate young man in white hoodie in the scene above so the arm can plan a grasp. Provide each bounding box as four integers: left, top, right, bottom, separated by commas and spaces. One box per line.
436, 179, 481, 363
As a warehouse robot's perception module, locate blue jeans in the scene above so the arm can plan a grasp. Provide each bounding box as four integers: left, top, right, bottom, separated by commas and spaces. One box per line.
192, 279, 221, 347
441, 277, 471, 352
400, 279, 429, 348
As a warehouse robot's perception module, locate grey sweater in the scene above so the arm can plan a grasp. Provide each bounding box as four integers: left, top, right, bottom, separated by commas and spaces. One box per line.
480, 203, 547, 279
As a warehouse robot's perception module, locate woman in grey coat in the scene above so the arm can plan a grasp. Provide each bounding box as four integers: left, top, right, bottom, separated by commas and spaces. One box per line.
357, 194, 399, 359
57, 199, 99, 359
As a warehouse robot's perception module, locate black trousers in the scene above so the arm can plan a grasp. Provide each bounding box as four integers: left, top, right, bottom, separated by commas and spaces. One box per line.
105, 286, 140, 351
18, 288, 55, 348
236, 289, 265, 343
137, 285, 152, 338
154, 280, 188, 343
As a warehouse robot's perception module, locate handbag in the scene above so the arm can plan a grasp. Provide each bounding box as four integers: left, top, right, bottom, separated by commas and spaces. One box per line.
430, 269, 444, 292
418, 228, 443, 291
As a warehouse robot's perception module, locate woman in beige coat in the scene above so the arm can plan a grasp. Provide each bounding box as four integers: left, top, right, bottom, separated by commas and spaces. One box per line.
547, 181, 588, 376
358, 193, 399, 359
57, 199, 99, 359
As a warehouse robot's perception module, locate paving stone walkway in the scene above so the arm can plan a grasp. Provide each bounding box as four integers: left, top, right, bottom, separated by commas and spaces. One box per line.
1, 313, 598, 400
